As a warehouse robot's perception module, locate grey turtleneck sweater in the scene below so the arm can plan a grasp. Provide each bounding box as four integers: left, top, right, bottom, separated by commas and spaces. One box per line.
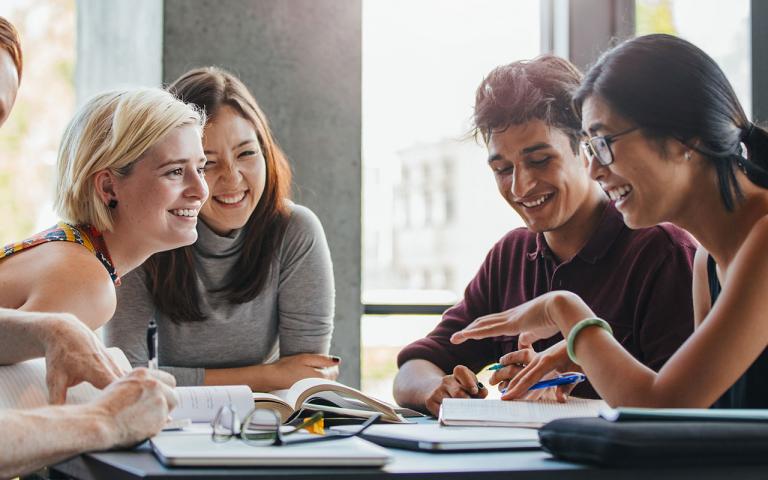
104, 203, 335, 385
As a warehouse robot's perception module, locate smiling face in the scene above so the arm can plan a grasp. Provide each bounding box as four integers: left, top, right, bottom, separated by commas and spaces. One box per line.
582, 94, 690, 228
199, 105, 266, 236
487, 120, 595, 233
111, 125, 208, 251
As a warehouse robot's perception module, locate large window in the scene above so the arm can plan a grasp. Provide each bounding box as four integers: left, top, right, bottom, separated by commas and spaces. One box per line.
361, 0, 541, 400
636, 0, 751, 118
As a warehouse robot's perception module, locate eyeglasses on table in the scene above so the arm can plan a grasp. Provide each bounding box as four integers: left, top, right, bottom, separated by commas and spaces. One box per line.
211, 405, 382, 446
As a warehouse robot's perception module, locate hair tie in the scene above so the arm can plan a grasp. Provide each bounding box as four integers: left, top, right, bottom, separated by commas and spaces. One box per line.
742, 122, 756, 142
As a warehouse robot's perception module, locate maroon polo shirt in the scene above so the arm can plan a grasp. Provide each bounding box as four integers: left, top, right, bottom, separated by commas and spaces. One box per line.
397, 202, 697, 398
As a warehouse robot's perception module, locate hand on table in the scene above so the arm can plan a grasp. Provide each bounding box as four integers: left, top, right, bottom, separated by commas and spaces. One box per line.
265, 353, 340, 390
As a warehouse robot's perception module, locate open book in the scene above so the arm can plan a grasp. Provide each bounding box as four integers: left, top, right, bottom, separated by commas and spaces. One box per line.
169, 381, 409, 424
439, 398, 608, 428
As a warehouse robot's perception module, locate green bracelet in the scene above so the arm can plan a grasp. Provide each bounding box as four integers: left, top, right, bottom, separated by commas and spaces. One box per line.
566, 317, 613, 365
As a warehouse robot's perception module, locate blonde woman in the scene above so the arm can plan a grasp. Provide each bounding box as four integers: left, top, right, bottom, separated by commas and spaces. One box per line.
0, 16, 182, 478
0, 88, 208, 328
0, 87, 208, 397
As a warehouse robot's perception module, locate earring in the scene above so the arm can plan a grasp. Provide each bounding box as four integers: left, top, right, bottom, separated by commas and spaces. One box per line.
108, 199, 118, 209
684, 151, 691, 161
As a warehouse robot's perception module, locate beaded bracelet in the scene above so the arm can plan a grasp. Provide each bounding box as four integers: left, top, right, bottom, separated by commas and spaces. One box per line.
566, 317, 613, 365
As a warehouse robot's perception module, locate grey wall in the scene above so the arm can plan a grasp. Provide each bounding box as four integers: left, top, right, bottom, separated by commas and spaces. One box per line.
77, 0, 363, 386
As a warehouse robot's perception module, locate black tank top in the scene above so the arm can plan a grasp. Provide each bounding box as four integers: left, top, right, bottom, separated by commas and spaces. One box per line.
708, 255, 768, 408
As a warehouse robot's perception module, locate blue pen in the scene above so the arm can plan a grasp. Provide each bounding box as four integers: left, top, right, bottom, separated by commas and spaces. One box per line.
502, 373, 586, 393
527, 373, 586, 391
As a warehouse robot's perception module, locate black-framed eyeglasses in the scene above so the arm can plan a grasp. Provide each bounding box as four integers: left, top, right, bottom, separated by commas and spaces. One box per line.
211, 406, 381, 446
581, 127, 639, 166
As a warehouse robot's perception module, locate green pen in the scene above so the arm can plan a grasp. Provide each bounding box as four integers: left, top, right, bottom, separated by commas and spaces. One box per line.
487, 362, 526, 371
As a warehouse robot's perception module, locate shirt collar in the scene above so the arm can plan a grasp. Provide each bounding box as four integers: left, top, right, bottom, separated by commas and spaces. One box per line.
526, 202, 625, 264
195, 219, 244, 256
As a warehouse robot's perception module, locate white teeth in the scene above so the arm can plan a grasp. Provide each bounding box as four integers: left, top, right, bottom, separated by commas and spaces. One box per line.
215, 191, 247, 204
606, 184, 633, 201
171, 209, 198, 217
521, 194, 551, 208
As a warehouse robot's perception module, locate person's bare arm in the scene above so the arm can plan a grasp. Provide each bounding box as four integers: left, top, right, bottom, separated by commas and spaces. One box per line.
203, 353, 340, 391
394, 359, 487, 416
0, 368, 177, 478
0, 308, 66, 363
0, 403, 116, 478
9, 243, 117, 331
0, 309, 124, 403
453, 219, 768, 407
20, 266, 116, 331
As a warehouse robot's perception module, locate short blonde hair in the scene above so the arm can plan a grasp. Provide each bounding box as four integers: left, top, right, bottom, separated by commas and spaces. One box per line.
55, 88, 205, 231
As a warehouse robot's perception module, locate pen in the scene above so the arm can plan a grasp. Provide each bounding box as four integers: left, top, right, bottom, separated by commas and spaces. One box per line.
147, 314, 158, 370
487, 362, 526, 371
501, 373, 586, 393
527, 373, 586, 391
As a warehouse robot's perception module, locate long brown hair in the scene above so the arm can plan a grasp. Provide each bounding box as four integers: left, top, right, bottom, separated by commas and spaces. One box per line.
145, 67, 292, 323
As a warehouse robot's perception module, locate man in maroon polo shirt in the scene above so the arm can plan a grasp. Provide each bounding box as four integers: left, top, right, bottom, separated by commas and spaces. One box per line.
393, 55, 696, 416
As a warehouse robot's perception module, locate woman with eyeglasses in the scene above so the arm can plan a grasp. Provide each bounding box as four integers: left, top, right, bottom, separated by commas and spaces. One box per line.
452, 33, 768, 408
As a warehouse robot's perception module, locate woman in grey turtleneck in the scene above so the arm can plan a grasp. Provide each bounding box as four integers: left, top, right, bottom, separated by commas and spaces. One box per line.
105, 67, 337, 391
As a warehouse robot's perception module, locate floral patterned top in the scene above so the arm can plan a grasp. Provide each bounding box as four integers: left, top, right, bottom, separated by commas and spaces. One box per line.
0, 221, 120, 285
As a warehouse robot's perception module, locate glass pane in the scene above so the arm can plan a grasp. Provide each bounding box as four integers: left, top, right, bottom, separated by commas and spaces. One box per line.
362, 0, 540, 306
0, 0, 76, 245
636, 0, 751, 118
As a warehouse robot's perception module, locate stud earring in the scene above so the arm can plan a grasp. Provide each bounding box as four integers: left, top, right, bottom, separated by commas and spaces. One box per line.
108, 199, 118, 209
684, 151, 691, 161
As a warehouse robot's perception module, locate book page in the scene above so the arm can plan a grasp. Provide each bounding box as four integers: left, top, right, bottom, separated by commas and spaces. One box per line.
273, 378, 403, 423
440, 398, 607, 427
252, 392, 294, 422
0, 347, 131, 409
172, 385, 254, 422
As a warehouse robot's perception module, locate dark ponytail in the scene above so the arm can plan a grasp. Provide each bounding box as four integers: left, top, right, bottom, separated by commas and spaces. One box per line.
574, 34, 768, 211
741, 123, 768, 188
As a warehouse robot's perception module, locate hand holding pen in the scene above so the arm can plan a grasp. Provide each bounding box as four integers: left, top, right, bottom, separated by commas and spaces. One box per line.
487, 338, 581, 402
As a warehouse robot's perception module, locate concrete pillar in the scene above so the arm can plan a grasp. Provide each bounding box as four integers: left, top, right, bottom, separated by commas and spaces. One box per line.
77, 0, 363, 387
542, 0, 634, 72
76, 0, 163, 104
